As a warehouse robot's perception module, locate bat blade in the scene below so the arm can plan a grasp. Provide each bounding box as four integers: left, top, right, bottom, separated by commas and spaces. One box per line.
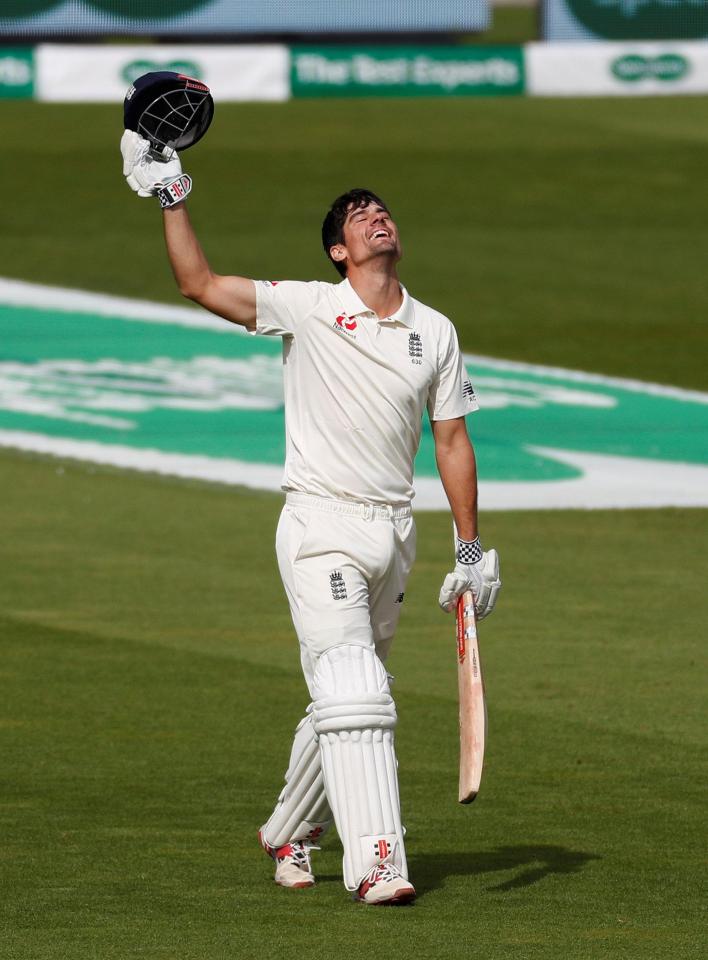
456, 589, 487, 803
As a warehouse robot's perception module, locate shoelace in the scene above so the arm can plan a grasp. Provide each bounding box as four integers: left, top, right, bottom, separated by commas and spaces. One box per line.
284, 841, 320, 872
363, 861, 400, 885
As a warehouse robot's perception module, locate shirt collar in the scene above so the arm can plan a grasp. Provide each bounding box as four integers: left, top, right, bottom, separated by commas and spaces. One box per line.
337, 278, 414, 328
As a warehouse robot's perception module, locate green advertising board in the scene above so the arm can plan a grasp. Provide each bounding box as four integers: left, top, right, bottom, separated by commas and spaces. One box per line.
0, 47, 33, 98
544, 0, 708, 41
291, 46, 525, 98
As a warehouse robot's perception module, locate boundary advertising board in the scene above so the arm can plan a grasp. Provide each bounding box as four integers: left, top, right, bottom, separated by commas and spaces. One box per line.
0, 47, 33, 98
527, 40, 708, 94
35, 44, 289, 102
291, 46, 525, 97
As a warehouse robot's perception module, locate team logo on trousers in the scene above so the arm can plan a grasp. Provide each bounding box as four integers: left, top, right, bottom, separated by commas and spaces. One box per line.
329, 570, 347, 600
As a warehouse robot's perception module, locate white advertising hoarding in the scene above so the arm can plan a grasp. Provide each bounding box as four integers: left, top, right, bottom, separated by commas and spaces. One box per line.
527, 41, 708, 95
36, 44, 289, 102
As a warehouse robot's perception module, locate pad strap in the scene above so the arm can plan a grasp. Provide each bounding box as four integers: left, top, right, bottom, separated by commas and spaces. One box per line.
157, 174, 192, 208
313, 694, 396, 734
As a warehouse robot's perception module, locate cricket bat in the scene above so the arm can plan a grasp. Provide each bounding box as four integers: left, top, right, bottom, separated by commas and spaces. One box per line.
456, 589, 487, 803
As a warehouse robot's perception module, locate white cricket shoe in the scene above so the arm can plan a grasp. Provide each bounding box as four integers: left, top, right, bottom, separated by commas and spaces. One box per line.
259, 831, 317, 889
356, 863, 416, 905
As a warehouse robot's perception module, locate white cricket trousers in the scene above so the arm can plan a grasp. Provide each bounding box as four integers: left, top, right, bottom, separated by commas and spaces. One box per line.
276, 492, 416, 690
263, 492, 416, 889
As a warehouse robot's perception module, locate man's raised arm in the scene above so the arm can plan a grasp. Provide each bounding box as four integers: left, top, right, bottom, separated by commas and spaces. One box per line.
162, 204, 256, 330
121, 129, 256, 330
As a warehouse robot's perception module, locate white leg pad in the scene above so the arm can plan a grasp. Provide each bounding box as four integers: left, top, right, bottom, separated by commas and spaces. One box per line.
312, 644, 407, 891
260, 712, 333, 849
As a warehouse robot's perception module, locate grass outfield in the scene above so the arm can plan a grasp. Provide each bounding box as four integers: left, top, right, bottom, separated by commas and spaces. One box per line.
1, 98, 708, 390
0, 95, 706, 956
1, 451, 706, 959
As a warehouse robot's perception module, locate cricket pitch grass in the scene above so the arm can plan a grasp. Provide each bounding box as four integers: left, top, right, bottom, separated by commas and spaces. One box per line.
1, 98, 707, 958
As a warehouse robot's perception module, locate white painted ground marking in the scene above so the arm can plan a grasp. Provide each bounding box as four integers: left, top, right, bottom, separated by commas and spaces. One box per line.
3, 432, 707, 512
413, 449, 708, 511
0, 276, 233, 333
0, 356, 284, 429
0, 430, 285, 492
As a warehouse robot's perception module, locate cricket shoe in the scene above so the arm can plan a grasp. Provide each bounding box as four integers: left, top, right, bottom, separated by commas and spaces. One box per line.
356, 863, 416, 905
259, 831, 317, 889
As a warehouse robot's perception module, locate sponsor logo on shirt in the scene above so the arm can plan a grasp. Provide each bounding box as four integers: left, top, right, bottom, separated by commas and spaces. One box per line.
463, 380, 476, 402
329, 570, 347, 600
408, 332, 423, 365
334, 314, 358, 338
263, 280, 280, 287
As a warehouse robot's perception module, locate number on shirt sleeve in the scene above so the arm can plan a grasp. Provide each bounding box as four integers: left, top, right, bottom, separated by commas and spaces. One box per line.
427, 319, 480, 421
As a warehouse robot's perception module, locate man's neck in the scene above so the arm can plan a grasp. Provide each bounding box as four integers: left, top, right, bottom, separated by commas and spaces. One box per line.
347, 267, 402, 320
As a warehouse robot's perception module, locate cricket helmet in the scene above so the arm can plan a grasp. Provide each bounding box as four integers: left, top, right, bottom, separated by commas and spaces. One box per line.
123, 71, 214, 158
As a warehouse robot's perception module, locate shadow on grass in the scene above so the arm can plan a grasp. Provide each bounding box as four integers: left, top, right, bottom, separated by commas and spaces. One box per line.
410, 844, 601, 896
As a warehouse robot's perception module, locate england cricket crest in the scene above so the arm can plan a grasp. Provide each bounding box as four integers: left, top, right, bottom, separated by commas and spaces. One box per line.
408, 332, 423, 365
329, 570, 347, 600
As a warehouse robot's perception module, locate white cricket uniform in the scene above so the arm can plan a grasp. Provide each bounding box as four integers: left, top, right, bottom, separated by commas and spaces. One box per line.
255, 277, 477, 890
253, 277, 477, 682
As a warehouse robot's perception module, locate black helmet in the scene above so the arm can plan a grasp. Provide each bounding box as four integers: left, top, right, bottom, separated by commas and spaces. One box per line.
123, 71, 214, 158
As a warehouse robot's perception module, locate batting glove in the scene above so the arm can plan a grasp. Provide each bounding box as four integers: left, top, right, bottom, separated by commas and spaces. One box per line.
439, 537, 501, 620
120, 129, 192, 208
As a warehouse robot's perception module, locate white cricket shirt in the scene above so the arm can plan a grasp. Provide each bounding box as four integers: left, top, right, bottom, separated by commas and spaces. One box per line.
253, 278, 478, 505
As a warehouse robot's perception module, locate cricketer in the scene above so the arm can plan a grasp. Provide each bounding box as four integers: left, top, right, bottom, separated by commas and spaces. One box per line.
121, 126, 501, 905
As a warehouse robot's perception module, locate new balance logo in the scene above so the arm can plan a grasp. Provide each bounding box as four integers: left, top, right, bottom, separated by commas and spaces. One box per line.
329, 570, 347, 600
463, 380, 476, 401
408, 332, 423, 362
395, 592, 405, 604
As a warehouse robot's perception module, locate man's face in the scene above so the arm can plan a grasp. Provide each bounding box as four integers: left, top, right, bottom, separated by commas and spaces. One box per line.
332, 201, 402, 273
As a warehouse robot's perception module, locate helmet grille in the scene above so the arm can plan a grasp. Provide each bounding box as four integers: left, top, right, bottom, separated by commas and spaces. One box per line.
138, 87, 212, 158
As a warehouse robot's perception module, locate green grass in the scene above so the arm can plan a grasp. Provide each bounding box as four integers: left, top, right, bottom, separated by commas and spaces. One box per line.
1, 95, 707, 957
1, 99, 708, 389
0, 451, 706, 959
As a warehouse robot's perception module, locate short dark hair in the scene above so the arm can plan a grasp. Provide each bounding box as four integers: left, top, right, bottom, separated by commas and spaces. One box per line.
321, 188, 389, 278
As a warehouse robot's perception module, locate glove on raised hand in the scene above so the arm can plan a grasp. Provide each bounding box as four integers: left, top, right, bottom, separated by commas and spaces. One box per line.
120, 130, 192, 207
439, 537, 501, 620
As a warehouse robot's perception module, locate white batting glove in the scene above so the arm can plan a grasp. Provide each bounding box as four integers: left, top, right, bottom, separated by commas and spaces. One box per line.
439, 537, 501, 620
120, 129, 192, 207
